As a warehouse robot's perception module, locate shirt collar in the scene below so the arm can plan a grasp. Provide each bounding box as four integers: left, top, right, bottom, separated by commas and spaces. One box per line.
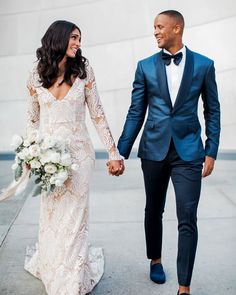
163, 45, 186, 56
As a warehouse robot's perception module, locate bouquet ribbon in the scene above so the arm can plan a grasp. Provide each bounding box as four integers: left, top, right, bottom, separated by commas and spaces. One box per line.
0, 165, 30, 202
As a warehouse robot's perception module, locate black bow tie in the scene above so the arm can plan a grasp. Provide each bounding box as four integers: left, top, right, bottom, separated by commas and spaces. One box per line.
161, 51, 183, 66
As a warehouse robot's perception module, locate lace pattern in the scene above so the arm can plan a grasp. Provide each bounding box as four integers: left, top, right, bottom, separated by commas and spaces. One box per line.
24, 62, 119, 294
85, 64, 120, 160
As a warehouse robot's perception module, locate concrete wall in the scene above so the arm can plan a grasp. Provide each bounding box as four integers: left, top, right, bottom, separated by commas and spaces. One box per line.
0, 0, 235, 153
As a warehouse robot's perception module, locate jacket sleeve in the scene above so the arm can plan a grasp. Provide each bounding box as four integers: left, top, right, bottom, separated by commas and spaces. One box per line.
201, 61, 221, 159
117, 61, 148, 159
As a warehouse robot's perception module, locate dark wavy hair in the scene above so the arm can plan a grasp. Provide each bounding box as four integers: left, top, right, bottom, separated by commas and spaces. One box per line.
36, 20, 87, 88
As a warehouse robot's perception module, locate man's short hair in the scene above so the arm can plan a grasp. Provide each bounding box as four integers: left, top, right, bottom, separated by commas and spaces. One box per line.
159, 10, 185, 28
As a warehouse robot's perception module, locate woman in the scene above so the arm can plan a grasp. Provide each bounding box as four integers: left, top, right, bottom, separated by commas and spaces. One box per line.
24, 20, 124, 294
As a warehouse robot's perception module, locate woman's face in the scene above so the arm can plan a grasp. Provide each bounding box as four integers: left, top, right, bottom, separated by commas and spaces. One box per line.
65, 28, 81, 58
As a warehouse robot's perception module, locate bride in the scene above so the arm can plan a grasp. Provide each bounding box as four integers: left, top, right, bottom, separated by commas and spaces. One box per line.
13, 20, 124, 294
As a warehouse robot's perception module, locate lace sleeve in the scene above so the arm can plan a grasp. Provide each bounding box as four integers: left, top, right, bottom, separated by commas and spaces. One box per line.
26, 69, 40, 135
85, 63, 121, 160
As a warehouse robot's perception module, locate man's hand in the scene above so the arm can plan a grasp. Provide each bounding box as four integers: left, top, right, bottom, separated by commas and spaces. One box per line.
202, 156, 215, 178
106, 160, 125, 176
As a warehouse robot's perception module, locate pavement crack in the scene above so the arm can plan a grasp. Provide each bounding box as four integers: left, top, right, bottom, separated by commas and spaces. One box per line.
0, 193, 29, 248
216, 187, 236, 206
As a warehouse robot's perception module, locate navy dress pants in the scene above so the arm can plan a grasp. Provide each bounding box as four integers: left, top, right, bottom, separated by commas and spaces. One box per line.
141, 140, 203, 286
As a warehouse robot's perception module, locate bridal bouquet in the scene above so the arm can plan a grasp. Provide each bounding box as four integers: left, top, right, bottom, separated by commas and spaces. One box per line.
11, 131, 78, 196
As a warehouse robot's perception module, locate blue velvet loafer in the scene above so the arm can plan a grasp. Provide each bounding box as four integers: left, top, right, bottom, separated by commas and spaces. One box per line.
150, 262, 166, 284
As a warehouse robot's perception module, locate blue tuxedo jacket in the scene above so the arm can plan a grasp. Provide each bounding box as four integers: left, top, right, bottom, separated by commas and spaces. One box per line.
118, 48, 220, 161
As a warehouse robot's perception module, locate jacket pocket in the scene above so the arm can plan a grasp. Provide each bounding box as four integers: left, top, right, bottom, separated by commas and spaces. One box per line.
144, 119, 155, 129
188, 121, 201, 133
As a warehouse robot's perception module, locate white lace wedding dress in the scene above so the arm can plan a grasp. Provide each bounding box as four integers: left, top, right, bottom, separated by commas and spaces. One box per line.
24, 62, 120, 295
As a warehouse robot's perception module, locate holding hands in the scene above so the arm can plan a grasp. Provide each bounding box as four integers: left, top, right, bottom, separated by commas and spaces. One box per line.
107, 159, 125, 176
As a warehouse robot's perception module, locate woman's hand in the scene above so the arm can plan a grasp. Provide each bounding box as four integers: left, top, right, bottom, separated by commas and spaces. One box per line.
106, 160, 125, 176
26, 163, 31, 170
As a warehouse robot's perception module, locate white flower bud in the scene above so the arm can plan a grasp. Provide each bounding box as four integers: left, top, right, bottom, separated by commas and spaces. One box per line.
71, 163, 79, 171
23, 139, 31, 147
11, 163, 18, 170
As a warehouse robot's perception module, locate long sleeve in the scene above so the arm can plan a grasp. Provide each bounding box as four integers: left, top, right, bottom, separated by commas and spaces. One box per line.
201, 61, 221, 159
85, 64, 121, 160
118, 61, 148, 159
26, 70, 40, 135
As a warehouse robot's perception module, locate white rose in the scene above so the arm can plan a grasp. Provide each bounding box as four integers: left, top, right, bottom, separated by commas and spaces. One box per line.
71, 163, 79, 171
22, 147, 33, 160
44, 163, 57, 174
28, 130, 40, 143
41, 136, 56, 150
15, 155, 21, 163
50, 152, 61, 163
39, 154, 47, 165
11, 134, 23, 149
60, 153, 72, 166
56, 171, 68, 182
40, 150, 53, 164
55, 179, 64, 187
29, 159, 41, 169
18, 148, 31, 160
29, 144, 40, 157
11, 163, 18, 170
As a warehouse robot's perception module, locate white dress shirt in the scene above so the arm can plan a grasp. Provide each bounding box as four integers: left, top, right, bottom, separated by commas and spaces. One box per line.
164, 46, 186, 106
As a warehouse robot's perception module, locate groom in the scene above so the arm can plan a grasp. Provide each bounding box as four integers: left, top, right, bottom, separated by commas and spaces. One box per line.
117, 10, 220, 295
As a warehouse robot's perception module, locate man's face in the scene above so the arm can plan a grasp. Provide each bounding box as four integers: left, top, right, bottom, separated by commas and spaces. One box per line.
154, 14, 178, 50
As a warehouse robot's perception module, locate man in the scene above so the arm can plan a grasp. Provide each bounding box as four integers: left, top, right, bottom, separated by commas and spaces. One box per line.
117, 10, 220, 295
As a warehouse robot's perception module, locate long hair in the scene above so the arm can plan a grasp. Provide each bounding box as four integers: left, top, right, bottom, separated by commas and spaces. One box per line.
36, 20, 87, 88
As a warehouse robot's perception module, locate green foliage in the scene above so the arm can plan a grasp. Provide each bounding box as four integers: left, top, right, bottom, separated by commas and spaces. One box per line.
35, 178, 41, 184
14, 165, 23, 181
32, 185, 42, 197
50, 184, 55, 192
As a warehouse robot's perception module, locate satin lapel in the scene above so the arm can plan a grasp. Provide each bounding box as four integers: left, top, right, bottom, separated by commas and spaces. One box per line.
156, 52, 172, 109
173, 47, 194, 112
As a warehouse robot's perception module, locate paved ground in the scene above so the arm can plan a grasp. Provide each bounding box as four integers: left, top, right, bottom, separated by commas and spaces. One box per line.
0, 159, 236, 295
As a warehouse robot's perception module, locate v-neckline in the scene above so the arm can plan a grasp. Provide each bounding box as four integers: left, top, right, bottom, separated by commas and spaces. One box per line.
46, 76, 78, 102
